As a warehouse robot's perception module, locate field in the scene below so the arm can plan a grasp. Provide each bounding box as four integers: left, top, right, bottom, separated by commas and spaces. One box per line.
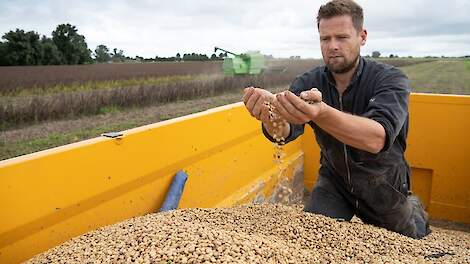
1, 58, 468, 161
401, 59, 470, 95
0, 61, 223, 94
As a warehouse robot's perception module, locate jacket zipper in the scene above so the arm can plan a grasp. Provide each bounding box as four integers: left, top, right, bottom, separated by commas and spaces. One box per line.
339, 94, 357, 208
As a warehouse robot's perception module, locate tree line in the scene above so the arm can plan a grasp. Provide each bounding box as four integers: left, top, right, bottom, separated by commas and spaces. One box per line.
0, 24, 227, 66
0, 24, 93, 66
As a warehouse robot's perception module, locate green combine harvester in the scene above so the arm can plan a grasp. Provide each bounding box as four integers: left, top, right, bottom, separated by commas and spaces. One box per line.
214, 47, 266, 75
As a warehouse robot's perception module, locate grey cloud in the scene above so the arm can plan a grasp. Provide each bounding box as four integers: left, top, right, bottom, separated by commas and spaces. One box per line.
0, 0, 469, 58
363, 0, 470, 37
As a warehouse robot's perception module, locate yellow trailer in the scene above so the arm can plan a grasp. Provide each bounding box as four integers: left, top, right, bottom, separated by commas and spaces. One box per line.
0, 93, 469, 263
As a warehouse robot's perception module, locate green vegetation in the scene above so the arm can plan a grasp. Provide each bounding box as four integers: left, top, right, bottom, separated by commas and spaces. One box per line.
464, 60, 470, 71
400, 60, 470, 95
0, 24, 92, 66
0, 122, 138, 160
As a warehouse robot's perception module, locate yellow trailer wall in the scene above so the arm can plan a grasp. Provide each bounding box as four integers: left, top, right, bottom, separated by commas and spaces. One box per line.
1, 93, 469, 263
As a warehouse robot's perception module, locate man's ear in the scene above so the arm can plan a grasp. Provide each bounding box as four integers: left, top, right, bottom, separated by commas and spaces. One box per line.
360, 29, 368, 46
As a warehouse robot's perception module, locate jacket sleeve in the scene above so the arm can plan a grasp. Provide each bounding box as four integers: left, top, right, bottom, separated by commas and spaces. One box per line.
361, 68, 411, 152
260, 75, 307, 144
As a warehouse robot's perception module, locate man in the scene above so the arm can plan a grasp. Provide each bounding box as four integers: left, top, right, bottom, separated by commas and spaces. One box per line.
242, 0, 430, 239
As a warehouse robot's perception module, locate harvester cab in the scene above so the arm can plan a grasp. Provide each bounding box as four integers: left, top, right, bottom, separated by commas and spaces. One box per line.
214, 47, 265, 75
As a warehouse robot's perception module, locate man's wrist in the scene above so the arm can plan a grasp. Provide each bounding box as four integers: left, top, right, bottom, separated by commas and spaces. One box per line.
312, 102, 328, 121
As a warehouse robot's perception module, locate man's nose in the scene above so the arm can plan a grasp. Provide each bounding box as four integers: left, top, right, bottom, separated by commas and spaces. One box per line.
328, 39, 340, 51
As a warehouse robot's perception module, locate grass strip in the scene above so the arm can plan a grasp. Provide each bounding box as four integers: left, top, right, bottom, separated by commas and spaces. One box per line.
0, 122, 139, 161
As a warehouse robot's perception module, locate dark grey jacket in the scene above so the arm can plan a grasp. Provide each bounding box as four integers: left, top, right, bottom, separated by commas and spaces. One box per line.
263, 57, 412, 226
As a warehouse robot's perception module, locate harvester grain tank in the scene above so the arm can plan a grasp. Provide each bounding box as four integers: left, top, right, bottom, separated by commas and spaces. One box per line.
214, 47, 265, 75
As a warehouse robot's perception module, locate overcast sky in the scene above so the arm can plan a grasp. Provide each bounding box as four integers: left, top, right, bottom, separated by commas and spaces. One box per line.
1, 0, 469, 59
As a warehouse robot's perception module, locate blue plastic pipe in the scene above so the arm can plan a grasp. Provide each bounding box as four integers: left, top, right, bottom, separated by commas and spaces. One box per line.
159, 170, 188, 212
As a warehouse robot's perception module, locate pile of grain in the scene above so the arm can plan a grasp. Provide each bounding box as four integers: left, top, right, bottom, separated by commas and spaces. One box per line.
26, 204, 469, 263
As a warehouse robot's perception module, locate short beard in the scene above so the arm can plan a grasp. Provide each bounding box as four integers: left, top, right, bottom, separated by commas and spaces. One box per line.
328, 54, 359, 74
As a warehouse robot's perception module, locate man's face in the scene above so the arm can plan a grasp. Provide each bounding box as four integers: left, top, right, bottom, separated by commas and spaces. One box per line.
319, 15, 367, 74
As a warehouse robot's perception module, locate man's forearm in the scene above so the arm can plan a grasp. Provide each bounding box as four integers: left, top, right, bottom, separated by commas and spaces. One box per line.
314, 102, 386, 153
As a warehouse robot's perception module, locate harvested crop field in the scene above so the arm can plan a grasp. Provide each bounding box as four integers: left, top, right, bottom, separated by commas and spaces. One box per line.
0, 62, 223, 93
26, 204, 469, 264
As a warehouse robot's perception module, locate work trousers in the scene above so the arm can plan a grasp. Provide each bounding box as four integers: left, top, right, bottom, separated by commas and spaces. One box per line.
304, 170, 431, 239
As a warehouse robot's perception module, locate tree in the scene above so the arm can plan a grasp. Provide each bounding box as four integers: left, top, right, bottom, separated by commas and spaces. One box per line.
210, 53, 217, 60
176, 53, 181, 61
371, 51, 381, 58
94, 44, 111, 63
0, 29, 42, 65
39, 36, 64, 65
218, 52, 227, 59
52, 23, 92, 65
200, 54, 209, 61
0, 42, 6, 65
111, 48, 125, 62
